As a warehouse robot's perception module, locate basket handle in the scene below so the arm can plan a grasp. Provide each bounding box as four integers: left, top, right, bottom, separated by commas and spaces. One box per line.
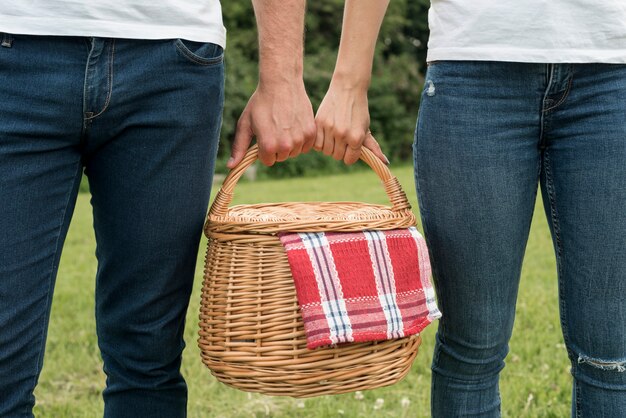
209, 143, 412, 217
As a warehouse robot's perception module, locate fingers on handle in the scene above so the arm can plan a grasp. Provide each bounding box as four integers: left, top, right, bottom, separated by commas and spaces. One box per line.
332, 142, 348, 162
322, 126, 335, 156
233, 126, 386, 169
302, 123, 317, 154
229, 116, 254, 169
342, 129, 367, 164
313, 125, 324, 152
363, 133, 389, 165
286, 134, 305, 159
343, 146, 361, 165
258, 138, 278, 166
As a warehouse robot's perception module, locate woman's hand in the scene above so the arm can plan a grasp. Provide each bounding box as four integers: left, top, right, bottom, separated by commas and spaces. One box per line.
314, 0, 390, 166
315, 78, 388, 165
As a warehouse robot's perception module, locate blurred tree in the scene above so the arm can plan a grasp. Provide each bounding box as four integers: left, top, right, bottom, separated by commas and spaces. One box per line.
220, 0, 430, 177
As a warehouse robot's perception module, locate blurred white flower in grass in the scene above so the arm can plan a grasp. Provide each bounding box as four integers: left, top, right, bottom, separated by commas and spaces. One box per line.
296, 401, 305, 409
523, 393, 534, 414
400, 397, 410, 408
337, 409, 345, 415
354, 391, 364, 400
240, 392, 277, 416
373, 398, 384, 410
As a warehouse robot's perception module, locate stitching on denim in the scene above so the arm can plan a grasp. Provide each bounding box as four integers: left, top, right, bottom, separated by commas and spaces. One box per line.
86, 39, 115, 120
544, 150, 582, 417
28, 162, 83, 416
412, 108, 444, 339
543, 151, 570, 347
82, 39, 96, 127
525, 157, 541, 239
543, 75, 573, 113
575, 379, 582, 418
175, 39, 224, 66
539, 65, 554, 145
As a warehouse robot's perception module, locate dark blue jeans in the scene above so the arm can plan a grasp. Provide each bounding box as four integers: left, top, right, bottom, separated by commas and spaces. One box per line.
0, 35, 223, 417
415, 62, 626, 417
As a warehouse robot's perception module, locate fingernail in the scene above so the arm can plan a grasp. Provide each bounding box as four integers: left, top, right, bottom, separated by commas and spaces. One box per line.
383, 154, 390, 165
227, 157, 235, 166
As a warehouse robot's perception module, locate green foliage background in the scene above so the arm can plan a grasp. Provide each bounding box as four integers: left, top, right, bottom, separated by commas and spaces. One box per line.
220, 0, 430, 178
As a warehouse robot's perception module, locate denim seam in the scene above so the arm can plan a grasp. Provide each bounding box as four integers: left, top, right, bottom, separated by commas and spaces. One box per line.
542, 151, 567, 336
413, 107, 442, 335
539, 65, 554, 146
85, 39, 115, 121
575, 379, 582, 418
543, 150, 578, 416
543, 150, 581, 418
82, 41, 93, 130
543, 75, 573, 113
525, 157, 541, 252
26, 161, 83, 416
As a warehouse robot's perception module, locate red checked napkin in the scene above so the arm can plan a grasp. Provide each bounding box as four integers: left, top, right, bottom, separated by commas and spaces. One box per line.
278, 227, 441, 349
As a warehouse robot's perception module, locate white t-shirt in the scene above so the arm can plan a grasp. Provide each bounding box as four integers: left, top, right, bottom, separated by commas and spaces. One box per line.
0, 1, 226, 48
427, 0, 626, 63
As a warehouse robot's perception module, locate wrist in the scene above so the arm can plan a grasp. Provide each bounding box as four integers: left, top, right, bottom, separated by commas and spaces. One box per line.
258, 71, 304, 89
330, 68, 371, 92
257, 74, 306, 96
258, 64, 304, 89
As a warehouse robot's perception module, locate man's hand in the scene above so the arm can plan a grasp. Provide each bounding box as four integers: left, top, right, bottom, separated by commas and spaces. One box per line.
229, 81, 316, 168
227, 0, 315, 169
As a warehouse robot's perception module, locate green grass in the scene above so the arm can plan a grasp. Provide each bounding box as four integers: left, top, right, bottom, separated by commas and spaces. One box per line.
33, 165, 571, 417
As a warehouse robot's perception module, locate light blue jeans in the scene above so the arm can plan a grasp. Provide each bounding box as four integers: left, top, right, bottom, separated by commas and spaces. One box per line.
0, 34, 224, 417
414, 62, 626, 417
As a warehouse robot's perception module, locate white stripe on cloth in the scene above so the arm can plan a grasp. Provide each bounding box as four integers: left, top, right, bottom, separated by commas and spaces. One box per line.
408, 227, 442, 321
299, 232, 353, 344
363, 230, 404, 339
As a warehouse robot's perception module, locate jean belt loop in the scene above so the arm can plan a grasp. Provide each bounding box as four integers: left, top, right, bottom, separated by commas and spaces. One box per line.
1, 33, 13, 48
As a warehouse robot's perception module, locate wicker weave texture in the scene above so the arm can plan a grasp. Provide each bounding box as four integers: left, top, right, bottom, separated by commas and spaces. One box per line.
198, 145, 422, 397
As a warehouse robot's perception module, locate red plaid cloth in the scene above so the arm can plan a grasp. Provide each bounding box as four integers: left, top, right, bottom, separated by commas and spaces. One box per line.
278, 227, 441, 349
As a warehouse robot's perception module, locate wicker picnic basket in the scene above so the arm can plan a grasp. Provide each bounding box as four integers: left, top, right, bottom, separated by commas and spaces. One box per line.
198, 144, 422, 397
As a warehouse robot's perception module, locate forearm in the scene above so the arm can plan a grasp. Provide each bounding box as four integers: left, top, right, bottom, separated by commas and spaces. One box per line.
332, 0, 390, 89
252, 0, 306, 86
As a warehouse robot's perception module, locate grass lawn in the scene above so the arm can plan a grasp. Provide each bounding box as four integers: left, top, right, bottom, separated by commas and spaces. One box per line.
33, 164, 571, 417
